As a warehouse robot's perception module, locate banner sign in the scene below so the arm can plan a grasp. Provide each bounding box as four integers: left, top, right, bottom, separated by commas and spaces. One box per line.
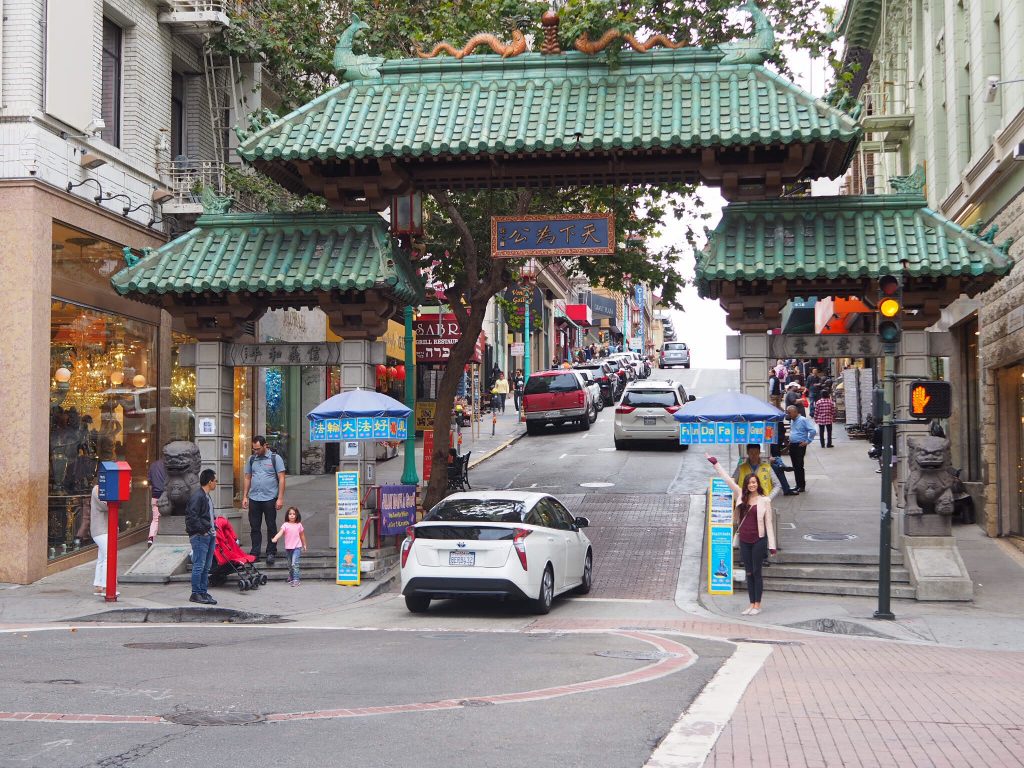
379, 484, 417, 536
491, 213, 615, 258
680, 421, 773, 445
311, 417, 406, 442
336, 471, 360, 586
707, 477, 734, 595
422, 429, 434, 484
503, 284, 544, 317
414, 313, 484, 363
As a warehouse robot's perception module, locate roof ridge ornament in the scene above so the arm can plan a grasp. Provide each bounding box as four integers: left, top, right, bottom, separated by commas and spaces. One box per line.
200, 185, 234, 215
414, 29, 528, 59
718, 0, 775, 64
573, 29, 688, 54
890, 164, 926, 195
334, 15, 385, 81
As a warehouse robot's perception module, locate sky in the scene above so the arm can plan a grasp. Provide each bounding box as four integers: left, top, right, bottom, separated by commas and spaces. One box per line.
651, 1, 844, 369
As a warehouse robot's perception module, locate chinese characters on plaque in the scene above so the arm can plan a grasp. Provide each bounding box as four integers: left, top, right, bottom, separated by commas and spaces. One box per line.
491, 214, 615, 258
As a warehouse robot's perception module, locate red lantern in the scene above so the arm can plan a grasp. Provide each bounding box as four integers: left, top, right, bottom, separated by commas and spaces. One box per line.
375, 364, 387, 383
387, 366, 398, 380
394, 364, 406, 381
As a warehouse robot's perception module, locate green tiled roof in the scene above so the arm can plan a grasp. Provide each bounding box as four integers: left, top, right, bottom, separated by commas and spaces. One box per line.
696, 194, 1013, 296
238, 49, 860, 165
111, 213, 421, 305
836, 0, 883, 51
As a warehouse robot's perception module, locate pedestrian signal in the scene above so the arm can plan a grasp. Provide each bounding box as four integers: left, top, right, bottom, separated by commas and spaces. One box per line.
877, 275, 902, 345
909, 381, 952, 419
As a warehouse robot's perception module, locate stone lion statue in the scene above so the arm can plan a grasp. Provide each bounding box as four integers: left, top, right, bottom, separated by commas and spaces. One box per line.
904, 435, 955, 516
157, 441, 202, 517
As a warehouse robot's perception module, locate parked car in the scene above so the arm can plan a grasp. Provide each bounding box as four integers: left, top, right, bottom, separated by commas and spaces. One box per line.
574, 361, 621, 405
400, 491, 593, 614
607, 354, 639, 381
613, 379, 696, 449
574, 369, 605, 412
660, 341, 691, 369
522, 370, 597, 434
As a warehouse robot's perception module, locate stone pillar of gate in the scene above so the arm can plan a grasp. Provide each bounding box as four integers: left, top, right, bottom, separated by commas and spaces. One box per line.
194, 341, 239, 521
737, 332, 770, 401
897, 330, 972, 600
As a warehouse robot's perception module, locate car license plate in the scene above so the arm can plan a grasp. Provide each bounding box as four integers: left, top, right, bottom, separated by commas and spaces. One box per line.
643, 416, 657, 425
545, 411, 561, 418
449, 551, 475, 566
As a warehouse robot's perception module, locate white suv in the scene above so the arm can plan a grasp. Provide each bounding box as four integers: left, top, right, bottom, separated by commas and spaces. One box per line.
614, 379, 695, 449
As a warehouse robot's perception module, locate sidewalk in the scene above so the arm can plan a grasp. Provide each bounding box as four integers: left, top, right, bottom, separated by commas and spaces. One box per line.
700, 421, 1024, 651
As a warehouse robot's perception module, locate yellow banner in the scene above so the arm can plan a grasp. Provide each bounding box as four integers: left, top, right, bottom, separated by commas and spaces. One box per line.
415, 401, 436, 431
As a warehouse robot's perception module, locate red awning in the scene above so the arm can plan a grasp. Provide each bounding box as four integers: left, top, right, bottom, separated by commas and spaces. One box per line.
566, 304, 593, 326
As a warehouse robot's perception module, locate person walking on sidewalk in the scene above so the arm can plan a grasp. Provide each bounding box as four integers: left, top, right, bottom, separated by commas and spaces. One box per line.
271, 507, 307, 586
706, 453, 776, 615
89, 483, 116, 596
513, 370, 525, 412
186, 469, 218, 605
814, 388, 836, 448
146, 454, 167, 547
491, 372, 509, 413
243, 435, 286, 567
786, 405, 818, 493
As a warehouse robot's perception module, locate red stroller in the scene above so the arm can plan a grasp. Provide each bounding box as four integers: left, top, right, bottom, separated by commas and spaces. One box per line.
210, 517, 268, 591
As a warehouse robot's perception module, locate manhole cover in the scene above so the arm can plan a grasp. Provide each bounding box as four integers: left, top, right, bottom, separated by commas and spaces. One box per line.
727, 638, 804, 646
580, 482, 615, 488
163, 710, 265, 727
802, 532, 857, 542
124, 642, 207, 650
458, 699, 494, 708
594, 650, 677, 661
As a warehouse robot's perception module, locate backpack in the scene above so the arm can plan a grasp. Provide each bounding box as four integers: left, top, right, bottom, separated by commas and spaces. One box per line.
247, 450, 282, 475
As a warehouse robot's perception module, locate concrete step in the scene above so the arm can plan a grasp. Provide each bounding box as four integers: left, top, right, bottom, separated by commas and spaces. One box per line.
169, 552, 398, 583
764, 564, 912, 583
762, 577, 917, 599
774, 550, 904, 567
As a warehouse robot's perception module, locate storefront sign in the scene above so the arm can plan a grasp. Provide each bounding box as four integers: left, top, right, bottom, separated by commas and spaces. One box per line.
679, 421, 773, 445
224, 343, 344, 367
414, 313, 484, 363
197, 417, 216, 436
511, 342, 525, 356
415, 401, 436, 431
767, 334, 887, 359
336, 470, 360, 585
707, 477, 734, 595
379, 484, 417, 536
491, 213, 615, 258
311, 417, 406, 442
588, 293, 617, 319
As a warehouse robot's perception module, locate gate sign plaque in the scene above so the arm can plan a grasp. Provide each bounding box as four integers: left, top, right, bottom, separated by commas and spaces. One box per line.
491, 213, 615, 258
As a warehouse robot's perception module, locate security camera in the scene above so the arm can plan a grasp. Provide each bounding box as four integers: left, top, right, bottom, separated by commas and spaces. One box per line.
984, 76, 1000, 104
85, 118, 106, 135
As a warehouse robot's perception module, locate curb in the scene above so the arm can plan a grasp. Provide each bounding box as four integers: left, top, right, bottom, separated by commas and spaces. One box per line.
468, 429, 528, 469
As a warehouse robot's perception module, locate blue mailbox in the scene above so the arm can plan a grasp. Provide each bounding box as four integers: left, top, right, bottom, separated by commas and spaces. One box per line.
97, 461, 132, 502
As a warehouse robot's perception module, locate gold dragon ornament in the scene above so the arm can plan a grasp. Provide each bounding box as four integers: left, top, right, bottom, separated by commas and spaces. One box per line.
573, 30, 688, 54
415, 30, 528, 59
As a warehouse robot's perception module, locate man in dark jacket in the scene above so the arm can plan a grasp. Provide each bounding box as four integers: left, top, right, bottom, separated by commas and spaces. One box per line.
186, 469, 218, 605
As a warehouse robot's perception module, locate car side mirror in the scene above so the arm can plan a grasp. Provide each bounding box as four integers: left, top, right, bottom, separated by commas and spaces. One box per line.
688, 394, 696, 401
574, 516, 590, 528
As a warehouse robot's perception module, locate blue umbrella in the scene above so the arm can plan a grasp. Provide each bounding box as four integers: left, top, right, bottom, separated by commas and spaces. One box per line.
673, 391, 785, 423
307, 388, 411, 421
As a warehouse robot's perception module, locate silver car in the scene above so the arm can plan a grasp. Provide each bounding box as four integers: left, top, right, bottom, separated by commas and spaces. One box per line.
613, 379, 695, 449
660, 342, 690, 369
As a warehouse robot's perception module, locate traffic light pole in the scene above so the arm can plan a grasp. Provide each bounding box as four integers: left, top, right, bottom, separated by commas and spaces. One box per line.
875, 347, 896, 620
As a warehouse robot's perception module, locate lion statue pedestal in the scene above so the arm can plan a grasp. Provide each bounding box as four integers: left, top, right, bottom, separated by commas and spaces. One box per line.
901, 435, 974, 601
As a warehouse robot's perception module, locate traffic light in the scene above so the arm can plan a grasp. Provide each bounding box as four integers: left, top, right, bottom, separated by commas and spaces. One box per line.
909, 380, 953, 419
877, 274, 902, 344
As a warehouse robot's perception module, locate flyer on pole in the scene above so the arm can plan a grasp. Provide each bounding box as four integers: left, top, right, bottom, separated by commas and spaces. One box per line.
707, 476, 734, 594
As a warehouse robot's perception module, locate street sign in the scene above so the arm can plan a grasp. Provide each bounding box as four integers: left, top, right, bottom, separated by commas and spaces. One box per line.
909, 380, 952, 419
491, 213, 615, 258
336, 470, 360, 586
511, 342, 524, 356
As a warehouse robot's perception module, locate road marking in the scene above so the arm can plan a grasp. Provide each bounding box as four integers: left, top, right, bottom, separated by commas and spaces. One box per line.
530, 482, 538, 488
580, 482, 615, 488
643, 642, 773, 768
575, 597, 654, 603
559, 453, 567, 459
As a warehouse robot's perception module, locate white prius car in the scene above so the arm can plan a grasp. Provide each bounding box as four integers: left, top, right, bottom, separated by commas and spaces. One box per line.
400, 491, 593, 614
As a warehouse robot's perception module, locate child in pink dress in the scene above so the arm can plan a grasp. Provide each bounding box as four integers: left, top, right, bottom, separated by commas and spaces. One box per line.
271, 507, 308, 586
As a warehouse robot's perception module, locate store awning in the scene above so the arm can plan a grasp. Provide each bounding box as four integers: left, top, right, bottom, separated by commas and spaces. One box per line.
566, 304, 593, 326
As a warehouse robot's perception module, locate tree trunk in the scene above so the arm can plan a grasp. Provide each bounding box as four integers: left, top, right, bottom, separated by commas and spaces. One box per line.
422, 301, 489, 509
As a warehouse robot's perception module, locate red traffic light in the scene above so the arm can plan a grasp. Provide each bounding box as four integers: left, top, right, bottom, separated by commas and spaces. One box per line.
879, 274, 901, 297
909, 381, 952, 419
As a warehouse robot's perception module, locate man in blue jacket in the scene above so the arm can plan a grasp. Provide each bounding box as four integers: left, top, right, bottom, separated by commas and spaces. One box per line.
186, 469, 218, 605
786, 405, 818, 493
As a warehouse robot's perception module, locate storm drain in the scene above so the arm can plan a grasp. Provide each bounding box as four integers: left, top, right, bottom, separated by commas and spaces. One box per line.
594, 650, 677, 661
802, 532, 858, 542
45, 679, 81, 685
785, 618, 895, 639
163, 710, 266, 727
727, 638, 804, 646
458, 699, 494, 708
124, 642, 207, 650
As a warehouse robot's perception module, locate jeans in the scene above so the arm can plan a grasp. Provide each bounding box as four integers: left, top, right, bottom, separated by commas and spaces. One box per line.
818, 423, 833, 447
770, 457, 793, 493
739, 536, 768, 603
248, 498, 278, 558
495, 393, 506, 412
286, 547, 302, 582
190, 532, 216, 595
514, 391, 523, 411
789, 444, 808, 489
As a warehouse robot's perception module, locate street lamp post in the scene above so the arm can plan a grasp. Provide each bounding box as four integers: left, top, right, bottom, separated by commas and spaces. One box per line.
391, 192, 423, 486
520, 258, 540, 382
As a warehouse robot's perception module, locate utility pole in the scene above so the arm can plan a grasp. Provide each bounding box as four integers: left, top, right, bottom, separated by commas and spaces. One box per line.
400, 304, 419, 486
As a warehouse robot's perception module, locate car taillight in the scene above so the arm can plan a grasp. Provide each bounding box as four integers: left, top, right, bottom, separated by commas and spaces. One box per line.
665, 405, 681, 414
617, 370, 627, 378
513, 528, 531, 570
400, 526, 415, 568
577, 390, 585, 406
616, 405, 635, 414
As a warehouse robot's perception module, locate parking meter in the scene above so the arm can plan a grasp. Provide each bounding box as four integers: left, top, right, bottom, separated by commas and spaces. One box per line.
97, 461, 131, 602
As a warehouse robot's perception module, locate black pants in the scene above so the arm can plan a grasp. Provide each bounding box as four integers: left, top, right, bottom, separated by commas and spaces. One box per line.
514, 391, 523, 411
818, 423, 833, 447
789, 444, 807, 489
496, 393, 506, 412
739, 536, 768, 603
248, 498, 278, 558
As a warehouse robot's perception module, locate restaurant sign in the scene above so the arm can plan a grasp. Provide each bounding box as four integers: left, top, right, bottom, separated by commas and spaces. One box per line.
414, 313, 484, 363
491, 213, 615, 258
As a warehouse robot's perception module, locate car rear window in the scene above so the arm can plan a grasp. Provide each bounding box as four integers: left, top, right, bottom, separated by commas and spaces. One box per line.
524, 373, 579, 394
622, 389, 678, 407
414, 525, 515, 540
664, 343, 688, 351
424, 499, 525, 524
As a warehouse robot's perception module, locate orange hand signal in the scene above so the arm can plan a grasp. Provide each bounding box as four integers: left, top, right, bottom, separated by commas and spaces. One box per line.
912, 385, 931, 414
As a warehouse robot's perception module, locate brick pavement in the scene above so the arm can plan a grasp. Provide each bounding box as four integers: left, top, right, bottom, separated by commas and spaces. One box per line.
562, 493, 690, 600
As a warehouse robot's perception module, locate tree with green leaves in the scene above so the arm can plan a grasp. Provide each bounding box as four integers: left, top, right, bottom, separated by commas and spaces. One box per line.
220, 0, 840, 507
